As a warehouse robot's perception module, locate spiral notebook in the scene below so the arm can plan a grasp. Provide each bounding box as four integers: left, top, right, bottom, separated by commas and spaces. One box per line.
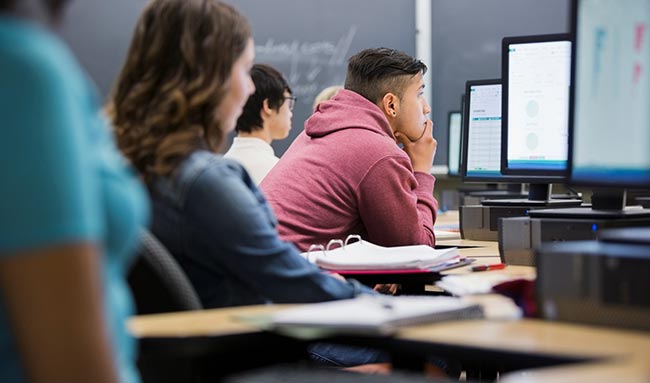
301, 235, 460, 271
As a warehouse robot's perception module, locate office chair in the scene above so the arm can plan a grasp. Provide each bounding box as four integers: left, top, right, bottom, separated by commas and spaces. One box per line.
128, 229, 202, 315
127, 229, 204, 383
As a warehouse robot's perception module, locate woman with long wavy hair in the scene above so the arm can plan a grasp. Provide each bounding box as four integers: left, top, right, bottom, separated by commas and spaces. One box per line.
110, 0, 392, 359
109, 0, 392, 369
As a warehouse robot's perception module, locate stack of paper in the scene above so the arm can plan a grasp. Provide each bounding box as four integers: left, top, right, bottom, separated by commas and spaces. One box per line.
270, 295, 484, 336
302, 241, 459, 271
436, 273, 534, 296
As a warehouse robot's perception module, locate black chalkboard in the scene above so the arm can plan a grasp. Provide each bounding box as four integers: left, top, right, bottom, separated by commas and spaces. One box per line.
59, 0, 417, 157
430, 0, 569, 166
61, 1, 568, 164
232, 0, 416, 155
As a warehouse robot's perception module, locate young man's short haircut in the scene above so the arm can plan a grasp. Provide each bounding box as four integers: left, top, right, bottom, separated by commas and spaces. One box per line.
344, 47, 427, 105
235, 64, 292, 133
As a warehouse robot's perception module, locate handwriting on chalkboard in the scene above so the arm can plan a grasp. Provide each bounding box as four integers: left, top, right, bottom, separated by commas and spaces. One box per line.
255, 26, 357, 105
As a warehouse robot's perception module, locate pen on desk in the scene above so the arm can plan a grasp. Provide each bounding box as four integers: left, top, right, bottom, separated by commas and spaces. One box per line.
471, 263, 507, 272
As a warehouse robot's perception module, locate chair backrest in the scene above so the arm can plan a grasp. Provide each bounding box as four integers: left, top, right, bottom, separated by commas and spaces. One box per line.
128, 229, 202, 314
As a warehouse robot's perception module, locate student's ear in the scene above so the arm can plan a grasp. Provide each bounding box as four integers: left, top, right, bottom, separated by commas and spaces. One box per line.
381, 93, 399, 120
261, 98, 274, 117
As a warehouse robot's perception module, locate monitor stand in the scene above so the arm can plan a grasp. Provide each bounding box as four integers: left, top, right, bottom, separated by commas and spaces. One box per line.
480, 183, 582, 207
528, 189, 650, 219
466, 183, 528, 198
460, 183, 529, 204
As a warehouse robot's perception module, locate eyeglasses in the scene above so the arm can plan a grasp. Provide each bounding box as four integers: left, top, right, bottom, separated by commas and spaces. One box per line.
284, 96, 297, 111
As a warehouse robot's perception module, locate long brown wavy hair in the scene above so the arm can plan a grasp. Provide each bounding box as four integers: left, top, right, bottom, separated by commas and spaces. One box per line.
108, 0, 251, 184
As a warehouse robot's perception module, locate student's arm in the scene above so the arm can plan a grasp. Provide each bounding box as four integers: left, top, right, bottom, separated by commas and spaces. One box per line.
0, 245, 120, 383
184, 162, 373, 303
357, 155, 437, 247
0, 41, 122, 381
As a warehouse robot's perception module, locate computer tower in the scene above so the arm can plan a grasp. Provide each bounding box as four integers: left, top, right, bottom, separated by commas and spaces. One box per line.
499, 216, 650, 266
536, 240, 650, 331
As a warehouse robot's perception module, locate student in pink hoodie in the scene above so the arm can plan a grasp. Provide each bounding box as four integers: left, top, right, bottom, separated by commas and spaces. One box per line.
261, 47, 438, 252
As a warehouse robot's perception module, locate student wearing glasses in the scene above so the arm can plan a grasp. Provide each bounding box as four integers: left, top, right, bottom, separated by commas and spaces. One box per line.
224, 64, 296, 184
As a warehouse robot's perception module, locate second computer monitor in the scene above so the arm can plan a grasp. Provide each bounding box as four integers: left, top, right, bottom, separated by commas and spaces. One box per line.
462, 80, 504, 181
501, 34, 573, 178
447, 111, 462, 177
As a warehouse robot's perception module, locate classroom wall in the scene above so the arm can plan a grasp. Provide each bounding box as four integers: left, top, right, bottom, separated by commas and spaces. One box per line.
225, 0, 417, 156
58, 0, 569, 163
59, 0, 416, 156
430, 0, 570, 165
59, 0, 149, 98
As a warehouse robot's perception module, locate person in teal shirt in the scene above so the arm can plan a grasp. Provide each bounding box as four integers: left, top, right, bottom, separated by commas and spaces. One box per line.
0, 1, 149, 382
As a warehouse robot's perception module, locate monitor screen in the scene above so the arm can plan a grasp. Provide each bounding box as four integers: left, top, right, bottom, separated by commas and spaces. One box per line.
570, 0, 650, 188
502, 35, 572, 176
463, 80, 503, 180
447, 111, 462, 176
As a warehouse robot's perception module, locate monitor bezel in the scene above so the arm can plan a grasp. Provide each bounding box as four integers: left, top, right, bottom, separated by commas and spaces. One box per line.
447, 110, 462, 177
500, 33, 573, 182
567, 0, 650, 189
461, 79, 558, 184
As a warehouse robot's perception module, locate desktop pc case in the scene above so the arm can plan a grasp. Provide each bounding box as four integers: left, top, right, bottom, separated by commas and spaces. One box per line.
536, 240, 650, 331
460, 205, 540, 241
498, 216, 650, 265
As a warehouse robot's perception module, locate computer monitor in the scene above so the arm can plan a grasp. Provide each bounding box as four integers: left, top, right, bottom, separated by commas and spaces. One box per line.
529, 0, 650, 221
570, 0, 650, 191
500, 34, 579, 204
463, 80, 506, 182
447, 111, 462, 177
458, 79, 528, 199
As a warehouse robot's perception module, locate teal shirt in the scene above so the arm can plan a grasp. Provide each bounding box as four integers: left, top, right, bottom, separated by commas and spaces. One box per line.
0, 17, 149, 382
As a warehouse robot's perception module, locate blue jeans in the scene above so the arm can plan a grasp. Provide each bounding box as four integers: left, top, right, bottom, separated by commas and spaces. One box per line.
307, 343, 390, 367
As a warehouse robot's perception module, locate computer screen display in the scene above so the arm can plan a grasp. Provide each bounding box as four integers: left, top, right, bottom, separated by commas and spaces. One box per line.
502, 35, 572, 176
570, 0, 650, 188
463, 81, 502, 180
447, 111, 462, 176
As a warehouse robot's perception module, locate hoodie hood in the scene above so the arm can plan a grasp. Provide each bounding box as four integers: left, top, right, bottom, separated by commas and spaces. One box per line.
305, 89, 395, 139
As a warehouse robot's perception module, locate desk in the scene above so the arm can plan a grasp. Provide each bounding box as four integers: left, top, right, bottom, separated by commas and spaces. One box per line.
128, 305, 309, 381
397, 319, 650, 383
128, 306, 650, 383
435, 210, 461, 228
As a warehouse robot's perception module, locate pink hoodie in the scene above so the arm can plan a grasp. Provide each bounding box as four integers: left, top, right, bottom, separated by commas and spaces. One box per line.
261, 89, 438, 251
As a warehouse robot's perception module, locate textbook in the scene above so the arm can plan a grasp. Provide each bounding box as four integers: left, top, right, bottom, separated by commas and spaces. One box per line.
301, 237, 460, 271
270, 295, 484, 337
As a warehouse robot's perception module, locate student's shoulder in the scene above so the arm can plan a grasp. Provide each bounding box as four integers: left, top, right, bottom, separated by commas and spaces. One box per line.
352, 132, 410, 163
0, 19, 82, 88
177, 151, 262, 213
181, 150, 254, 190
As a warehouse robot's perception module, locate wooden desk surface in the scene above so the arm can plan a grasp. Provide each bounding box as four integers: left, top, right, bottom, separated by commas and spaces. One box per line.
398, 319, 650, 383
128, 305, 650, 383
398, 319, 650, 359
435, 210, 460, 227
128, 304, 289, 338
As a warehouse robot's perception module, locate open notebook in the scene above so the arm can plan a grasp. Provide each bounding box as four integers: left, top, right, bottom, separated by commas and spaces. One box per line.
301, 238, 459, 271
269, 295, 484, 337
